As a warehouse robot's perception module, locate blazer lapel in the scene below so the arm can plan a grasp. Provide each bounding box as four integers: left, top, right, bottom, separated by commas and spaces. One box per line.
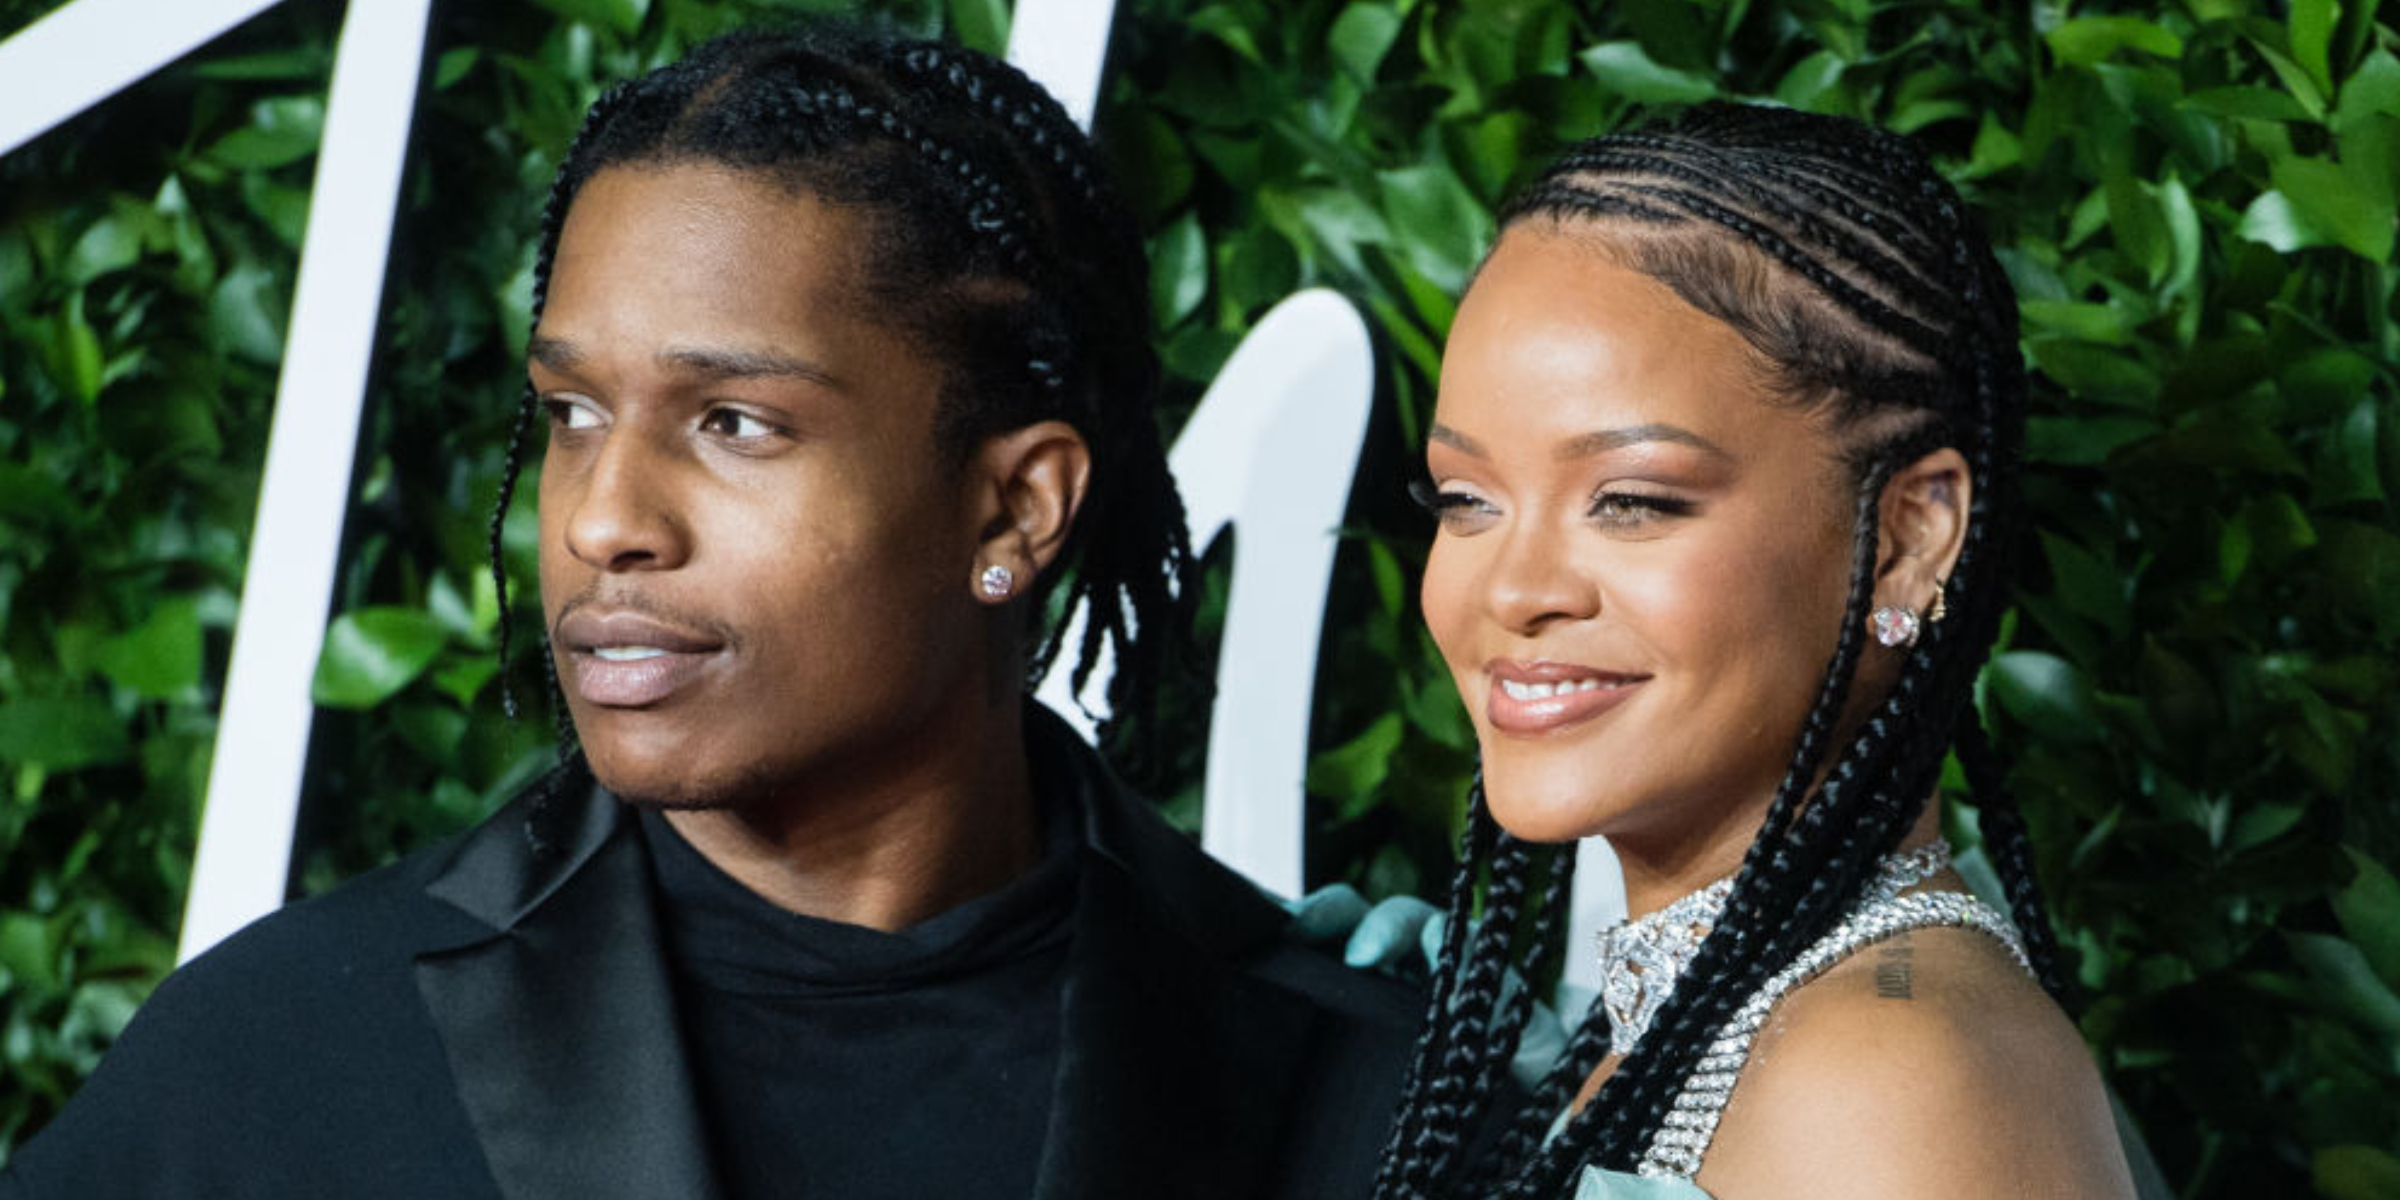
413, 776, 723, 1200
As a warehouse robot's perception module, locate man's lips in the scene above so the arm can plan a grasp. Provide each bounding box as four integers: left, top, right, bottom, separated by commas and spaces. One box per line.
1482, 659, 1648, 735
553, 607, 727, 708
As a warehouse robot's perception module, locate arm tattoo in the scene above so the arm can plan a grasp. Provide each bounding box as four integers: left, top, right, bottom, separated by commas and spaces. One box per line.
1874, 933, 1915, 1001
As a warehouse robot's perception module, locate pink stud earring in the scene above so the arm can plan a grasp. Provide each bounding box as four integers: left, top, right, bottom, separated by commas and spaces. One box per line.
1870, 604, 1921, 648
978, 564, 1015, 599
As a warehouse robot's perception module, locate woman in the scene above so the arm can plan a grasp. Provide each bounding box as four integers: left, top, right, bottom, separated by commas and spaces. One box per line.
1374, 104, 2139, 1199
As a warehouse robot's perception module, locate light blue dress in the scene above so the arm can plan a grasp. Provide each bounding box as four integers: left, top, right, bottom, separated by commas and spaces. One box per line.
1544, 1110, 1720, 1197
1556, 889, 2030, 1197
1573, 1167, 1715, 1198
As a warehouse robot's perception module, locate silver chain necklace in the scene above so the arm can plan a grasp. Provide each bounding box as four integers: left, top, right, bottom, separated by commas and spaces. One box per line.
1594, 840, 1952, 1056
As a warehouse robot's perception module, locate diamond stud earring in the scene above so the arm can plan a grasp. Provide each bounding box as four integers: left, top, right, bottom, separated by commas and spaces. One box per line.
1870, 604, 1921, 647
978, 564, 1015, 600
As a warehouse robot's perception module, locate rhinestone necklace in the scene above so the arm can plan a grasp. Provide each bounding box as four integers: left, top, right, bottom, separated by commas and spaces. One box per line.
1594, 839, 1952, 1056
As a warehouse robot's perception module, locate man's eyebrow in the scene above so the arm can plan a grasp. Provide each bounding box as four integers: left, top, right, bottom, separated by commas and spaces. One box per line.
657, 344, 838, 386
525, 337, 841, 388
1428, 424, 1484, 456
1557, 423, 1729, 461
527, 335, 582, 372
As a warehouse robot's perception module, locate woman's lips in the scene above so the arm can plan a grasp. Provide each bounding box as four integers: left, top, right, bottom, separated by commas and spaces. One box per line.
1483, 660, 1647, 735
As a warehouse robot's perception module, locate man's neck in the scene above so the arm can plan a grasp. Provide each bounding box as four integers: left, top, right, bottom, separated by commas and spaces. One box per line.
657, 703, 1045, 932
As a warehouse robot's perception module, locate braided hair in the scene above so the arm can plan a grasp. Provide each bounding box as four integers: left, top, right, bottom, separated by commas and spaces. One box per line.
485, 26, 1195, 802
1375, 102, 2069, 1199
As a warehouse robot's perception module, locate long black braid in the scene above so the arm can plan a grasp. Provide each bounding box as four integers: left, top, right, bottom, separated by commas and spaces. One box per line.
1376, 102, 2065, 1198
483, 26, 1197, 821
1374, 787, 1580, 1198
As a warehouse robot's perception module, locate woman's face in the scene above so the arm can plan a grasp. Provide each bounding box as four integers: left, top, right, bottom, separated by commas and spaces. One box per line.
1421, 227, 1863, 859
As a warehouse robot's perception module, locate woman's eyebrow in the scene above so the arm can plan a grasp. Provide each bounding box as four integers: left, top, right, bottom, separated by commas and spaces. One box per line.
1428, 424, 1484, 457
1555, 423, 1729, 462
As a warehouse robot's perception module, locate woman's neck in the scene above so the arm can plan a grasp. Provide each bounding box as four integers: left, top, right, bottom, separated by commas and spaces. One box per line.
1608, 791, 1949, 919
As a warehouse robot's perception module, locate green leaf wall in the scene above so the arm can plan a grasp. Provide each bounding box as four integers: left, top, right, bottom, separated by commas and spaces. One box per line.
2, 0, 2395, 1192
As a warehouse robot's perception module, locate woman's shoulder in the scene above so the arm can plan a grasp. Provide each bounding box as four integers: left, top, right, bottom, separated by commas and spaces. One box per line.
1695, 922, 2135, 1200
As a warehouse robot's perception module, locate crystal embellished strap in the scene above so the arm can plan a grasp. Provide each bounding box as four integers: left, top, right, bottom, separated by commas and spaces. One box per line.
1634, 891, 2030, 1180
1596, 841, 1953, 1057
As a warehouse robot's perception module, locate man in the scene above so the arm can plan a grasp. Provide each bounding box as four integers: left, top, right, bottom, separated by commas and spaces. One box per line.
5, 27, 1414, 1199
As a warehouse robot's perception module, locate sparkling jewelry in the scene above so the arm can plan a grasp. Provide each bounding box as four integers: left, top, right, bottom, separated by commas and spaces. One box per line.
1869, 604, 1920, 647
978, 564, 1014, 599
1637, 880, 2026, 1179
1596, 878, 1734, 1057
1927, 578, 1949, 625
1594, 841, 1953, 1056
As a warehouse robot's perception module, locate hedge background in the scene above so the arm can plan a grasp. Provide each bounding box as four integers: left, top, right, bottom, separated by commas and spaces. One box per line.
2, 0, 2396, 1193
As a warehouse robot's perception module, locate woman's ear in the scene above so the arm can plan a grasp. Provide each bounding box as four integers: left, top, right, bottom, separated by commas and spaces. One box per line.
966, 420, 1091, 603
1872, 446, 1971, 624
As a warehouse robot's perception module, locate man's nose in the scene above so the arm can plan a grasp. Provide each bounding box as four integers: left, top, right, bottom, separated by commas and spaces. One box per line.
560, 429, 692, 574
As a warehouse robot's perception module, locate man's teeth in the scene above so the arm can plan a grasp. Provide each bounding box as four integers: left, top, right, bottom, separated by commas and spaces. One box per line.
1500, 678, 1624, 701
593, 646, 668, 662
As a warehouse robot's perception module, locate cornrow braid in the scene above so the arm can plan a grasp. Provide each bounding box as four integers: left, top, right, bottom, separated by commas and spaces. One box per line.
1379, 102, 2052, 1198
868, 37, 1198, 765
1453, 844, 1581, 1196
488, 80, 635, 722
486, 391, 534, 723
1377, 817, 1586, 1200
1553, 147, 1959, 327
1553, 133, 1967, 317
483, 25, 1194, 776
486, 80, 641, 849
868, 44, 1195, 748
1438, 836, 1572, 1151
1373, 808, 1473, 1198
1954, 708, 2073, 1001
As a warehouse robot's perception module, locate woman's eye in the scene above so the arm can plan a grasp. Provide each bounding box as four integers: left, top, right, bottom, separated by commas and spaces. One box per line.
540, 396, 603, 430
1410, 478, 1499, 529
699, 408, 777, 439
1587, 491, 1693, 527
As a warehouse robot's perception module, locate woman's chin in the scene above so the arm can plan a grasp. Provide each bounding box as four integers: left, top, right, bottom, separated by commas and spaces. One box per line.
1479, 764, 1749, 851
1479, 770, 1624, 845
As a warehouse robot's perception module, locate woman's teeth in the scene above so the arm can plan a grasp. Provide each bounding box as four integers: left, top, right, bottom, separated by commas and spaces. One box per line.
1500, 677, 1620, 701
594, 646, 668, 662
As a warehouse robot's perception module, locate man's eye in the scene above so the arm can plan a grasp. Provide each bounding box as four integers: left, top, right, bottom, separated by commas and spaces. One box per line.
541, 397, 603, 430
700, 408, 776, 439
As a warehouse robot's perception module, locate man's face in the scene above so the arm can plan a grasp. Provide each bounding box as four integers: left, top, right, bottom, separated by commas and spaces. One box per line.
529, 162, 988, 809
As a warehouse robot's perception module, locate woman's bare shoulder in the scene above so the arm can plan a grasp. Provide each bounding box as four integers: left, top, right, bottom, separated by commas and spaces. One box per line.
1694, 924, 2135, 1200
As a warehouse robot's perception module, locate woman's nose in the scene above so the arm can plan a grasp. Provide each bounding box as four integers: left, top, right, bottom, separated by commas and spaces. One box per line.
1483, 520, 1600, 634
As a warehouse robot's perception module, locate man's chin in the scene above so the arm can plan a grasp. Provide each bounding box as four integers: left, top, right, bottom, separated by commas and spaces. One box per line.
611, 791, 728, 813
585, 755, 774, 813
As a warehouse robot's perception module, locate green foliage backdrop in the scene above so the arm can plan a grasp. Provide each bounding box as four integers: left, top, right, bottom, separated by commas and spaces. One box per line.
2, 0, 2396, 1194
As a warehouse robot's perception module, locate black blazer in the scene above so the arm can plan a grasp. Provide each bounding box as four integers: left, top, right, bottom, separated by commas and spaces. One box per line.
3, 717, 1419, 1199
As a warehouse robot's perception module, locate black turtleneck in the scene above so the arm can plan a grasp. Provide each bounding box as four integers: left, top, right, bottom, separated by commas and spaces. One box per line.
638, 777, 1078, 1200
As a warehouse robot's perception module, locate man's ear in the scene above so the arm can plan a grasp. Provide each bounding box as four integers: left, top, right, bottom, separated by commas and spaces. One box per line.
1872, 446, 1971, 621
966, 420, 1090, 602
